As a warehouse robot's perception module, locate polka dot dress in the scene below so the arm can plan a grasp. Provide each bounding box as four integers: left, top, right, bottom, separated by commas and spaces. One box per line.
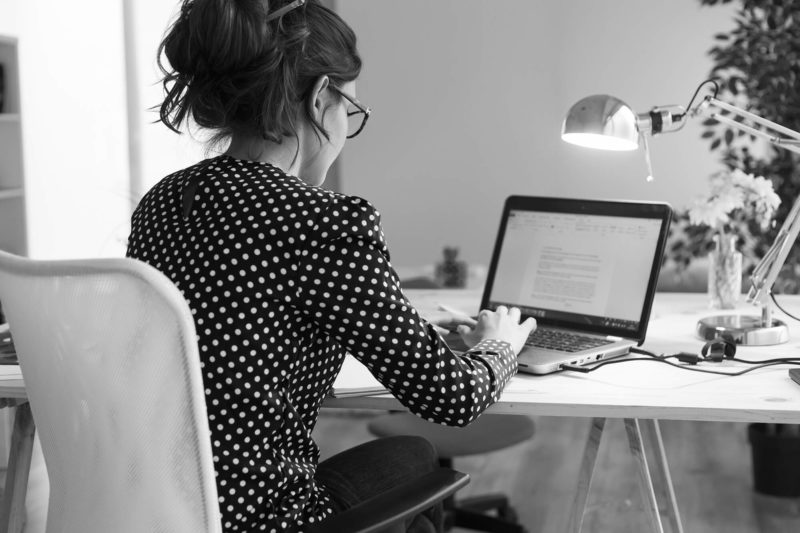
126, 155, 518, 532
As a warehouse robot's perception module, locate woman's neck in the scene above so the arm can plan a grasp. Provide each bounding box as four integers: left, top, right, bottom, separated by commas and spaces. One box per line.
223, 128, 329, 188
224, 135, 301, 176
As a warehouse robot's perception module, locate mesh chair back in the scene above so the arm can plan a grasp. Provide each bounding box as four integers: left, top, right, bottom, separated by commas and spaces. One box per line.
0, 251, 221, 533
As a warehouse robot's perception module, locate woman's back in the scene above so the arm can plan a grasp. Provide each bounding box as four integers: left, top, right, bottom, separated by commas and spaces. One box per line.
129, 156, 345, 529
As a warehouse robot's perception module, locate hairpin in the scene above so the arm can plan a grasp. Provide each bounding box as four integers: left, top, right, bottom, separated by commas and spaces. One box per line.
180, 0, 194, 19
265, 0, 307, 23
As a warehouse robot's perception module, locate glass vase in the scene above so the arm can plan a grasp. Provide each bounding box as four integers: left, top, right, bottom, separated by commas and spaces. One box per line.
708, 233, 742, 309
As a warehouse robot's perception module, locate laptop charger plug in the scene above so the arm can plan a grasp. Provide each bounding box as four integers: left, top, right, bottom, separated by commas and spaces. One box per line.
674, 352, 703, 365
559, 363, 591, 373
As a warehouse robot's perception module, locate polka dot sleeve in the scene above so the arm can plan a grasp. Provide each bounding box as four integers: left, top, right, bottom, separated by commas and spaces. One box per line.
295, 195, 518, 426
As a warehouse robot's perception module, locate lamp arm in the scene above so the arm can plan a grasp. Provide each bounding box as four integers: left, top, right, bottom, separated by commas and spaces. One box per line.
747, 195, 800, 307
694, 97, 800, 154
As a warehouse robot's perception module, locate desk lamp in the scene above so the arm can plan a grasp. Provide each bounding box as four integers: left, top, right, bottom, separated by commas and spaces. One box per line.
561, 81, 800, 345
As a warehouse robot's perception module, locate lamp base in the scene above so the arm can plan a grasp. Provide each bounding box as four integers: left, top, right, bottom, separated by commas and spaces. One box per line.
696, 314, 789, 346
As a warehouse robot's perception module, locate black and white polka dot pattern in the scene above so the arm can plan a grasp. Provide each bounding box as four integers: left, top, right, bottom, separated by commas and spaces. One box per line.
127, 155, 517, 532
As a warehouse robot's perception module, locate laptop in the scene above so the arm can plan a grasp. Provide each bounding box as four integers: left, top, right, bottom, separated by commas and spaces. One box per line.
480, 195, 672, 375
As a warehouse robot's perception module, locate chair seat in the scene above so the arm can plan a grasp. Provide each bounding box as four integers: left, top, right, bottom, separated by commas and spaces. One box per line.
368, 413, 534, 457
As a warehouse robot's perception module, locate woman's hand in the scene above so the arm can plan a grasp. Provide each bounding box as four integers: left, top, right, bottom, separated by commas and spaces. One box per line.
456, 306, 536, 354
428, 310, 478, 335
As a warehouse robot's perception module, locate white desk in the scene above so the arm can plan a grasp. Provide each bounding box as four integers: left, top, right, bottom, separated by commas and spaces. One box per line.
3, 292, 800, 533
325, 290, 800, 533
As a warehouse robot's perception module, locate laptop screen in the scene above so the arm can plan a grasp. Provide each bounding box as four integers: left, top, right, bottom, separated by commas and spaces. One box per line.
482, 196, 672, 341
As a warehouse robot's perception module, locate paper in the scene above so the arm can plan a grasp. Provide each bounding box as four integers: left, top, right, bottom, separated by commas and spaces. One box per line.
0, 365, 21, 381
0, 325, 17, 365
330, 356, 387, 398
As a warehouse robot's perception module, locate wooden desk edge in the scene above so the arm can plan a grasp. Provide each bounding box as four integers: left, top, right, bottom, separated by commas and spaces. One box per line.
323, 395, 800, 424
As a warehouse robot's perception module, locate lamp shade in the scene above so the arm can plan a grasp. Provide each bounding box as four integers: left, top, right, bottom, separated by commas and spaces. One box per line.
561, 94, 639, 151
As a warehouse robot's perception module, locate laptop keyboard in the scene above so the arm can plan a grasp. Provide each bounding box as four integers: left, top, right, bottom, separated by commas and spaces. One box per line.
525, 328, 613, 353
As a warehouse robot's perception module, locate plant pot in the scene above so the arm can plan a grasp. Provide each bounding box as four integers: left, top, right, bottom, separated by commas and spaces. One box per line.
748, 423, 800, 497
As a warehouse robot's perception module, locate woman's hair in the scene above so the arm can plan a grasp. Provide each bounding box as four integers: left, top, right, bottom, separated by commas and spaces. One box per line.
157, 0, 361, 146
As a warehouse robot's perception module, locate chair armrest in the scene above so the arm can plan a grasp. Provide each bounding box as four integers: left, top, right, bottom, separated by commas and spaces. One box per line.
307, 467, 470, 533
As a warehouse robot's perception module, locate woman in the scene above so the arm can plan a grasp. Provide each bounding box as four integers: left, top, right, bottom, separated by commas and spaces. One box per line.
127, 1, 536, 531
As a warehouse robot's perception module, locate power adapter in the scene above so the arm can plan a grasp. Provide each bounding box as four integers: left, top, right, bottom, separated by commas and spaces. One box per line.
674, 352, 703, 365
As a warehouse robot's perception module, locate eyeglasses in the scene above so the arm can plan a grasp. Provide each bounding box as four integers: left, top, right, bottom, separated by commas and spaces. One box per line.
331, 86, 371, 139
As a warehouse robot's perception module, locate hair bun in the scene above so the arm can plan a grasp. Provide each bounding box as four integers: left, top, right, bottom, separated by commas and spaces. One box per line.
164, 0, 275, 77
158, 0, 361, 146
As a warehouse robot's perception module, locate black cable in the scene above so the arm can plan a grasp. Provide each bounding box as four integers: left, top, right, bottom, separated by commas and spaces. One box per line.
630, 347, 659, 358
771, 292, 800, 322
685, 79, 719, 112
634, 346, 800, 366
562, 357, 800, 376
735, 357, 800, 364
560, 346, 800, 376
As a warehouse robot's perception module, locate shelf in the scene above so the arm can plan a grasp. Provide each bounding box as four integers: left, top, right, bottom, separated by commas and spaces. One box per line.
0, 38, 20, 115
0, 189, 23, 200
0, 35, 26, 257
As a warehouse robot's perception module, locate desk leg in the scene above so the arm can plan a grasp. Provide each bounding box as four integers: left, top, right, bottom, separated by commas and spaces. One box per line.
640, 419, 683, 533
567, 417, 606, 533
625, 419, 665, 533
0, 403, 35, 533
624, 419, 684, 533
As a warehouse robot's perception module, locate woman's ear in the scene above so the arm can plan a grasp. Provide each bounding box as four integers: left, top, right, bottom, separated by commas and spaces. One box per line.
308, 75, 331, 119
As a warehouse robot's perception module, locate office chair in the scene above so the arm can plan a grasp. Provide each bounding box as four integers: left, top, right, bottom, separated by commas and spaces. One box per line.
369, 413, 533, 533
0, 251, 468, 533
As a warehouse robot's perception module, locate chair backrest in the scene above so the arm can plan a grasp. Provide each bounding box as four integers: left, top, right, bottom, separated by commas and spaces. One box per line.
0, 251, 221, 533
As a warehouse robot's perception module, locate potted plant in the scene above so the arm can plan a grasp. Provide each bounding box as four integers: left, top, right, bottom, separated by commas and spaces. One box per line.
668, 0, 800, 291
670, 0, 800, 497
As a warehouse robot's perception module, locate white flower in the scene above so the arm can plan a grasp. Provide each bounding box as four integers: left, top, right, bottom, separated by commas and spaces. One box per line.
688, 168, 780, 231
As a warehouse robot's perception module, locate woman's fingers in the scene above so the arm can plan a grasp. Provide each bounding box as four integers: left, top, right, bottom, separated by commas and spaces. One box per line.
455, 316, 478, 328
476, 307, 528, 324
433, 325, 450, 335
426, 306, 479, 334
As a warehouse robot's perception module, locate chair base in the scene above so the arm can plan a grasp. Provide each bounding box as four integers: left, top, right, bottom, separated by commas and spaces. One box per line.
440, 458, 527, 533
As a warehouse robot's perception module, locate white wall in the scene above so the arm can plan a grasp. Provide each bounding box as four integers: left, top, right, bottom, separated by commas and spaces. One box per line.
127, 0, 207, 197
1, 0, 739, 263
1, 1, 131, 259
338, 0, 738, 269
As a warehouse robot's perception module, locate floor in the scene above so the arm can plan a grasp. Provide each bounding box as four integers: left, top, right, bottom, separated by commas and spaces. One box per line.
11, 409, 800, 532
312, 410, 800, 533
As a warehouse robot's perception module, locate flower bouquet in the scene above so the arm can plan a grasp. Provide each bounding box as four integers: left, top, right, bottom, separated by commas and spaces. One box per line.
685, 168, 780, 308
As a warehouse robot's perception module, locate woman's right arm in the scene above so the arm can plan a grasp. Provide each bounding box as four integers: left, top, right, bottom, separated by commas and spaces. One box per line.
294, 196, 535, 426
